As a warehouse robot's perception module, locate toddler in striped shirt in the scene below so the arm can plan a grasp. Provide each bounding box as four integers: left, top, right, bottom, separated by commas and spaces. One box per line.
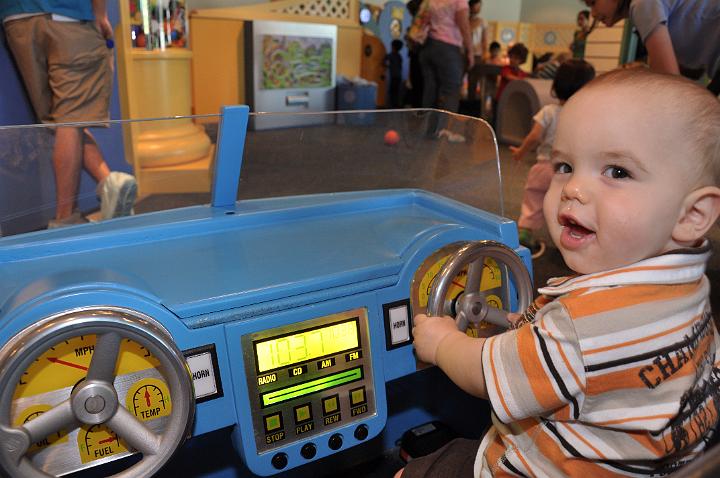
400, 68, 720, 477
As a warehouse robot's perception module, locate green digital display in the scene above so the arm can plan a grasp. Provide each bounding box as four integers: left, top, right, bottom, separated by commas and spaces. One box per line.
254, 319, 359, 373
261, 367, 363, 407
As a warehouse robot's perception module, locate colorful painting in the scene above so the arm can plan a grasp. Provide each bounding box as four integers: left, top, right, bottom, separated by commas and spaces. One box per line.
261, 35, 333, 90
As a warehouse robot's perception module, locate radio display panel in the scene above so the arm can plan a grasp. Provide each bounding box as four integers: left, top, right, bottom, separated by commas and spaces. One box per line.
254, 318, 359, 373
242, 308, 376, 454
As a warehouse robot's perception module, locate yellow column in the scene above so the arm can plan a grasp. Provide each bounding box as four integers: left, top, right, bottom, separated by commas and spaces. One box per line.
116, 0, 214, 195
131, 49, 211, 168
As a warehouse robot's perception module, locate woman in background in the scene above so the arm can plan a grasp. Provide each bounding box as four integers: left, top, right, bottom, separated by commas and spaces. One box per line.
419, 0, 473, 141
466, 0, 487, 102
584, 0, 720, 95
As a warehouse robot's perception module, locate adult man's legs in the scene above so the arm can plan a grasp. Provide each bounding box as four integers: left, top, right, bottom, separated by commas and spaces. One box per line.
52, 127, 84, 221
82, 130, 110, 183
82, 130, 137, 220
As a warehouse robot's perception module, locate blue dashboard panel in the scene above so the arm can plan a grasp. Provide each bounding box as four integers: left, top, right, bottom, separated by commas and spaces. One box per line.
0, 107, 531, 477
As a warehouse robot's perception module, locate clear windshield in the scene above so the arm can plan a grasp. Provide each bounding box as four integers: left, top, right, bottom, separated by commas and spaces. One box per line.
0, 109, 503, 238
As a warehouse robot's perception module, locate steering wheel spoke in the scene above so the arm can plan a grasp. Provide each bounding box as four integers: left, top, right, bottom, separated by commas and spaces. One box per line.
483, 306, 512, 328
465, 258, 485, 292
86, 331, 122, 383
22, 400, 77, 445
108, 407, 162, 457
454, 310, 469, 331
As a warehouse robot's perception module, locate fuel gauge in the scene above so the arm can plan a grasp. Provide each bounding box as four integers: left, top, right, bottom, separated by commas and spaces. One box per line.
79, 424, 128, 464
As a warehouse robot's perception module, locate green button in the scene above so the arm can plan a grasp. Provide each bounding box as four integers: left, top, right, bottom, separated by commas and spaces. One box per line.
264, 414, 282, 432
295, 405, 311, 423
323, 396, 338, 414
350, 388, 365, 406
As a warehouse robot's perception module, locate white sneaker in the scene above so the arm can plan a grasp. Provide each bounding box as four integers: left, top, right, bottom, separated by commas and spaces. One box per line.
438, 128, 466, 143
97, 171, 137, 220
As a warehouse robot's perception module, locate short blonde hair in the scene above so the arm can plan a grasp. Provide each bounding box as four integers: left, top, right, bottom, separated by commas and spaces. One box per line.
583, 68, 720, 186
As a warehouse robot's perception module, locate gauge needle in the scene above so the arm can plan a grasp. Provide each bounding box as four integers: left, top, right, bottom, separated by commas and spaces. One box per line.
99, 435, 117, 445
47, 357, 89, 371
145, 389, 151, 407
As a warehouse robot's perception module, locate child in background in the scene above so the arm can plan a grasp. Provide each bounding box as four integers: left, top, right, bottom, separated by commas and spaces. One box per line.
495, 43, 528, 102
570, 9, 591, 59
511, 59, 596, 257
385, 39, 404, 108
487, 41, 506, 66
398, 68, 720, 477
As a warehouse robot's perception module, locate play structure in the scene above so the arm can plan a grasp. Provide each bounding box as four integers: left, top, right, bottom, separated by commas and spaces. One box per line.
0, 109, 533, 477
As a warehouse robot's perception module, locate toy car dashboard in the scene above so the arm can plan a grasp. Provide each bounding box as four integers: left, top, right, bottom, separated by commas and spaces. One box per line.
0, 108, 531, 477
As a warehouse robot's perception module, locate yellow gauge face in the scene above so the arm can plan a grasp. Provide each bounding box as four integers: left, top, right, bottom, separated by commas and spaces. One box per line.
13, 335, 160, 400
11, 335, 172, 470
79, 424, 128, 464
410, 243, 505, 332
126, 378, 172, 422
14, 404, 70, 454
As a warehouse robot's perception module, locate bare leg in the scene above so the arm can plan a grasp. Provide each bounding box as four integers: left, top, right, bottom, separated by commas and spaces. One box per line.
81, 129, 110, 183
52, 127, 83, 220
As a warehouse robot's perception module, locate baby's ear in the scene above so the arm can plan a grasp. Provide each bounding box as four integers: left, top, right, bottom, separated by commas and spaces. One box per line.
672, 186, 720, 244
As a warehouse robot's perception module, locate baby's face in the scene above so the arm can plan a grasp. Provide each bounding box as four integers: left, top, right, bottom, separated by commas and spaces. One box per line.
543, 87, 697, 274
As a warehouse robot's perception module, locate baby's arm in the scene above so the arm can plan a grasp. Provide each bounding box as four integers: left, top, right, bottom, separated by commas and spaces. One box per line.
509, 121, 543, 161
413, 314, 488, 399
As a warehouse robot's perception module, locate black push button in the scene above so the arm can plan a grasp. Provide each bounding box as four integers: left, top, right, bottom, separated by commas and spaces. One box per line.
328, 433, 343, 450
271, 452, 288, 470
300, 443, 317, 459
354, 424, 369, 441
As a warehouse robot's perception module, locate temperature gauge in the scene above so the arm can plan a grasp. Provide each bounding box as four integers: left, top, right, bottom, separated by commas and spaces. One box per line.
127, 378, 172, 422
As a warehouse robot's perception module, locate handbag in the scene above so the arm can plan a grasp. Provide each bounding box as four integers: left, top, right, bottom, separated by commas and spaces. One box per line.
407, 0, 431, 45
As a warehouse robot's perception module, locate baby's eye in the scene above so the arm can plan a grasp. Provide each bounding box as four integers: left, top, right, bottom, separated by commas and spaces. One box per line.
602, 166, 631, 179
554, 162, 572, 174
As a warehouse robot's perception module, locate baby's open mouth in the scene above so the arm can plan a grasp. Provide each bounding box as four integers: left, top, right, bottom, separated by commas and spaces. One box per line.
560, 215, 595, 245
566, 222, 593, 238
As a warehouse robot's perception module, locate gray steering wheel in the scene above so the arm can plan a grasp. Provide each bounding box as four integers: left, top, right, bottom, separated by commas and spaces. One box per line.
427, 240, 533, 331
0, 307, 195, 478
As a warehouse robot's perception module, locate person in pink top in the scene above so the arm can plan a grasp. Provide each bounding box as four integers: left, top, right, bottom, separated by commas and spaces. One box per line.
419, 0, 473, 142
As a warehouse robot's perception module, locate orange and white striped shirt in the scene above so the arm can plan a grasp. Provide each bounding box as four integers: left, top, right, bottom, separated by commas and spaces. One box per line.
477, 242, 720, 477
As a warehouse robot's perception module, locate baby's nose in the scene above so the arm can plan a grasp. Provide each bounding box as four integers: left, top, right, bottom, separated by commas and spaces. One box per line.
561, 180, 588, 204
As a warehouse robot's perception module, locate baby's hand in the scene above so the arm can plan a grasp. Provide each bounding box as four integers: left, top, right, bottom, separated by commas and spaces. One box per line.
509, 146, 522, 162
506, 312, 522, 327
412, 314, 461, 365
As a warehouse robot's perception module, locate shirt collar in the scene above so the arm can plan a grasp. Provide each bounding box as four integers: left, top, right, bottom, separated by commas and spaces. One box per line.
537, 240, 712, 297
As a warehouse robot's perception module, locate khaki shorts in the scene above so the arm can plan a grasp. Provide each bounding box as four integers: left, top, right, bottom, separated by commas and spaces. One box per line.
4, 14, 112, 124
